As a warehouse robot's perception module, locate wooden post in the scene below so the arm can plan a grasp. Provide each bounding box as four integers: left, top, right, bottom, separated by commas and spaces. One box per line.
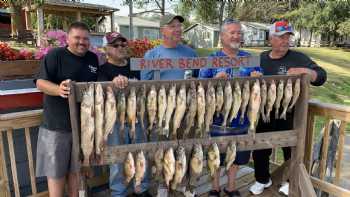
25, 10, 32, 30
36, 8, 44, 46
0, 130, 10, 197
76, 11, 81, 22
319, 118, 331, 180
110, 12, 115, 31
304, 112, 315, 173
335, 121, 347, 185
25, 127, 37, 194
7, 129, 20, 197
289, 74, 309, 197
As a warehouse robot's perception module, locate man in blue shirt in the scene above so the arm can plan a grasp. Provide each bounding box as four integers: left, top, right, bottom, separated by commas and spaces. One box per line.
199, 18, 261, 197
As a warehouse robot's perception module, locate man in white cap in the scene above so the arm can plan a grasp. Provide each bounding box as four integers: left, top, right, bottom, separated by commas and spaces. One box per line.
249, 20, 327, 196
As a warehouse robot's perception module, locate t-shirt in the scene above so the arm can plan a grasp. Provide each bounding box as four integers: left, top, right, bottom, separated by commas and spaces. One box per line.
140, 44, 197, 80
36, 47, 99, 132
98, 60, 140, 81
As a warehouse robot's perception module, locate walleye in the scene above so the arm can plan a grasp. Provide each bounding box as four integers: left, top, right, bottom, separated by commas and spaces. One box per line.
81, 83, 95, 165
208, 143, 220, 178
127, 87, 137, 143
152, 148, 164, 179
163, 147, 176, 188
240, 80, 250, 124
288, 78, 300, 111
117, 91, 126, 142
215, 82, 224, 117
247, 79, 261, 132
280, 79, 293, 120
183, 82, 197, 138
172, 84, 187, 139
104, 86, 117, 141
275, 80, 284, 119
222, 81, 233, 127
137, 85, 146, 131
260, 79, 267, 122
134, 151, 146, 188
205, 82, 216, 133
157, 85, 167, 135
124, 152, 135, 185
147, 85, 157, 139
265, 80, 277, 122
164, 84, 176, 138
171, 146, 187, 190
225, 141, 237, 171
189, 144, 203, 185
95, 83, 104, 156
228, 81, 242, 123
196, 82, 206, 137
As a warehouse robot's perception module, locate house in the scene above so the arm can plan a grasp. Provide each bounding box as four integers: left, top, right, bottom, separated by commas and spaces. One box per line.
184, 22, 269, 48
296, 28, 350, 47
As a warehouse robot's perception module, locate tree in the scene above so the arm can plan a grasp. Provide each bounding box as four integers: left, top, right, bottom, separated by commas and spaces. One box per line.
123, 0, 174, 16
337, 19, 350, 37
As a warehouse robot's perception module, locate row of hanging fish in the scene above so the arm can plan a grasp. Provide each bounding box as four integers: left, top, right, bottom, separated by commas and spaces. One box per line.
123, 142, 237, 191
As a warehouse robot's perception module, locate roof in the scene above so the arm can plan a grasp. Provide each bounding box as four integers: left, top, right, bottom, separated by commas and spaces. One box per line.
184, 21, 269, 33
44, 0, 119, 13
242, 22, 270, 30
115, 16, 160, 28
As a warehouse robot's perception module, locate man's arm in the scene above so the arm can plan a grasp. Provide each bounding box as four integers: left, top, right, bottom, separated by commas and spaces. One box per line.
36, 79, 71, 98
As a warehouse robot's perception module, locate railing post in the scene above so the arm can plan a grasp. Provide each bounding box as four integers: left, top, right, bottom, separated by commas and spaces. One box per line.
0, 130, 10, 197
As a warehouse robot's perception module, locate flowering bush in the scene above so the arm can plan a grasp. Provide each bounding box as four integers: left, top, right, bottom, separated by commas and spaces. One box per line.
0, 42, 19, 61
128, 38, 155, 58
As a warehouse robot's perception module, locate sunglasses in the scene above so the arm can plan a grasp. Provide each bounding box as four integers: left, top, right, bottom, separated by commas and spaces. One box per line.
111, 42, 128, 48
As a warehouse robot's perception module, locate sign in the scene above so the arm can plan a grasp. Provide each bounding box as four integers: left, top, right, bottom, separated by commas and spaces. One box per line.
130, 56, 260, 71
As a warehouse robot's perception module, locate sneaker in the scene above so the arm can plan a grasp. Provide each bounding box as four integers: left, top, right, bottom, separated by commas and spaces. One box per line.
279, 182, 289, 196
249, 179, 272, 195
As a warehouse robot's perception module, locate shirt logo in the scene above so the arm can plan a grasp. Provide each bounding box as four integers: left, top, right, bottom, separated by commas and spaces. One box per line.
88, 65, 97, 74
278, 65, 287, 75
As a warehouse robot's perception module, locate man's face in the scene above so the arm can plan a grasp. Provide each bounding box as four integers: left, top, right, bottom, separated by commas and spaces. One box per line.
270, 33, 291, 55
66, 28, 90, 56
106, 40, 129, 60
161, 19, 182, 43
221, 23, 242, 50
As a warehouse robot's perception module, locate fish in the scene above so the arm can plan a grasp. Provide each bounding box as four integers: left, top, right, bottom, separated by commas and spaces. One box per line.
134, 151, 146, 188
196, 82, 206, 137
127, 87, 137, 143
265, 80, 277, 122
288, 78, 300, 111
280, 78, 293, 120
137, 85, 147, 131
205, 82, 216, 134
152, 148, 164, 180
215, 82, 224, 117
147, 85, 157, 139
157, 85, 167, 135
228, 81, 242, 123
222, 81, 233, 127
240, 80, 250, 124
117, 91, 126, 142
104, 86, 117, 141
224, 141, 237, 171
164, 84, 176, 138
275, 80, 284, 119
183, 82, 197, 138
124, 152, 135, 185
171, 146, 187, 190
260, 79, 267, 123
81, 83, 95, 165
247, 79, 261, 132
163, 147, 176, 188
208, 143, 220, 178
189, 144, 203, 185
94, 83, 104, 156
172, 84, 187, 139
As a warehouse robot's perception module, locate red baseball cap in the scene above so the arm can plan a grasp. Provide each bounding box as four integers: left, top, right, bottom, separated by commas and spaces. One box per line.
103, 32, 127, 46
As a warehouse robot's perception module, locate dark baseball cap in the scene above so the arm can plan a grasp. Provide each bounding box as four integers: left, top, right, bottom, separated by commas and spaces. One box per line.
103, 32, 127, 46
160, 14, 184, 26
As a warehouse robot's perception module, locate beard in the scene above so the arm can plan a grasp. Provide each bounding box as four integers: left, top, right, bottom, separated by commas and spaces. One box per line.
229, 42, 240, 49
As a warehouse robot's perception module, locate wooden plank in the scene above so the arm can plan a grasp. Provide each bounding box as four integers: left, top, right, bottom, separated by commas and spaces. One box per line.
319, 118, 331, 180
304, 112, 315, 173
102, 130, 297, 165
28, 191, 49, 197
311, 176, 350, 197
308, 99, 350, 122
335, 121, 348, 185
0, 109, 43, 130
0, 60, 40, 80
7, 129, 20, 197
0, 130, 10, 197
25, 127, 37, 194
0, 109, 42, 121
298, 164, 316, 197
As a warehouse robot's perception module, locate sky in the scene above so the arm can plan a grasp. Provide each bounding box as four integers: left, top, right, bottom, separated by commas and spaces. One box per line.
84, 0, 177, 16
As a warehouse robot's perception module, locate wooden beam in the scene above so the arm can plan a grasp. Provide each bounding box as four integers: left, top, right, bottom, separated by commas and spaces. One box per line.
304, 112, 315, 173
298, 164, 316, 197
25, 127, 37, 194
110, 12, 115, 31
76, 11, 81, 22
25, 11, 32, 30
319, 118, 331, 180
309, 99, 350, 122
311, 177, 350, 197
36, 8, 44, 46
0, 131, 10, 197
7, 129, 20, 197
335, 121, 347, 185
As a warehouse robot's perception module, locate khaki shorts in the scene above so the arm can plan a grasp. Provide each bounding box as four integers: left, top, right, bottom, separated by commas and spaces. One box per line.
35, 127, 79, 179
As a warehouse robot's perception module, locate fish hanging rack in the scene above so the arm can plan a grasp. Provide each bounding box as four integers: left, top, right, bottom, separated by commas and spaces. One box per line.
68, 74, 310, 197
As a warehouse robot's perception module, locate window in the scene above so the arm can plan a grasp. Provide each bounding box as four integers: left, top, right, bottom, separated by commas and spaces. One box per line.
143, 28, 159, 40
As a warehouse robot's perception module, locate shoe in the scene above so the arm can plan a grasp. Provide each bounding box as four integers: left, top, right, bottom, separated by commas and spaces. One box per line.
224, 188, 241, 197
279, 182, 289, 196
208, 190, 221, 197
249, 179, 272, 195
131, 190, 152, 197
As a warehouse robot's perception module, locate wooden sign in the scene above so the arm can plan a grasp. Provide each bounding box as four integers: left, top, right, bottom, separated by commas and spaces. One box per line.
130, 56, 260, 71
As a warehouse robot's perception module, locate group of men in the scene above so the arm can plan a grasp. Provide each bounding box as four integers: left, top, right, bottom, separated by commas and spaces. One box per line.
35, 14, 326, 197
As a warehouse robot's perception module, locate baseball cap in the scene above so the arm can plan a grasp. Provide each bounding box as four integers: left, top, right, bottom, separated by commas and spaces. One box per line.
160, 14, 184, 27
103, 32, 127, 46
269, 20, 294, 36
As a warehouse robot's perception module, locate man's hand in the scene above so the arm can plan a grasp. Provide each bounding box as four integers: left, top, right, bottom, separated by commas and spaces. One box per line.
58, 79, 71, 98
287, 67, 317, 82
250, 71, 263, 77
214, 71, 228, 79
112, 75, 128, 89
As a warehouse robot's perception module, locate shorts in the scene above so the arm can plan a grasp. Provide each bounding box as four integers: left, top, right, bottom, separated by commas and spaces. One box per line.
35, 127, 79, 179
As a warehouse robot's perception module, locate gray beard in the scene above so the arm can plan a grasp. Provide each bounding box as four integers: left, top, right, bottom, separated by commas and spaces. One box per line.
229, 42, 240, 49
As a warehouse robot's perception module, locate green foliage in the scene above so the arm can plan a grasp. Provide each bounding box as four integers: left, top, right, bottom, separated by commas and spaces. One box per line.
338, 19, 350, 36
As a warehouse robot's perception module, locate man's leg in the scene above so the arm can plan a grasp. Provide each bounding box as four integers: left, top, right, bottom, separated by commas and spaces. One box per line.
47, 177, 66, 197
252, 148, 272, 183
67, 172, 79, 197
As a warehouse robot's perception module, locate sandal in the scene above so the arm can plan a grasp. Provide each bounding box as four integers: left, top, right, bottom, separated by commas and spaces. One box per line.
209, 189, 221, 197
224, 188, 241, 197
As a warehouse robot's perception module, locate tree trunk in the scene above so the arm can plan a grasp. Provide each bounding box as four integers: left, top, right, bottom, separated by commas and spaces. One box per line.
161, 0, 165, 16
218, 0, 226, 30
308, 29, 313, 47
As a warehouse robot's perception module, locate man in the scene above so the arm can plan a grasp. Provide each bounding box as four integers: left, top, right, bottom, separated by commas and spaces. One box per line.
249, 20, 327, 196
35, 22, 99, 197
141, 14, 197, 80
199, 18, 260, 197
98, 32, 150, 197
